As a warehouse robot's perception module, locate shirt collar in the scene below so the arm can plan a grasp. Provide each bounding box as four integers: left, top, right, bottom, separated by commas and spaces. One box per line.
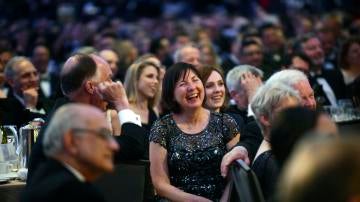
13, 92, 26, 107
62, 162, 86, 182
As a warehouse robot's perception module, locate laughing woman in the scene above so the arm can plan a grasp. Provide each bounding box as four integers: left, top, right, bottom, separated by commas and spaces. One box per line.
149, 62, 240, 201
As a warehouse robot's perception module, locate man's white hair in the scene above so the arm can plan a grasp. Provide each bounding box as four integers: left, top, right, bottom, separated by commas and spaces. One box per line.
266, 69, 308, 87
226, 64, 263, 92
43, 103, 102, 157
4, 56, 31, 80
251, 82, 301, 132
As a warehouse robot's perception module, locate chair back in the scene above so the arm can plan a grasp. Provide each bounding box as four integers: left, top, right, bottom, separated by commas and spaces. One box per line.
228, 159, 265, 202
94, 160, 154, 202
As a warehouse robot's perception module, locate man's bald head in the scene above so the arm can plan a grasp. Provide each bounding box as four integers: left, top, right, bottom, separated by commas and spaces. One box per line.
60, 54, 97, 95
90, 54, 109, 70
90, 54, 112, 81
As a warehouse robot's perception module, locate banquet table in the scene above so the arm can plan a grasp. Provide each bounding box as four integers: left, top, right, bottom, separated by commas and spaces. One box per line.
337, 119, 360, 136
0, 179, 26, 202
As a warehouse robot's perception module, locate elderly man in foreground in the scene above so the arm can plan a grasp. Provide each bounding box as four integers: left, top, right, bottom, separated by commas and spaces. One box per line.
21, 104, 119, 202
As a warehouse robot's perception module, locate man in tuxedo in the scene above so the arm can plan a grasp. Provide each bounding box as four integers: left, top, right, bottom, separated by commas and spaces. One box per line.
266, 69, 317, 110
294, 33, 348, 106
0, 56, 53, 128
21, 104, 119, 202
31, 45, 62, 99
27, 53, 145, 183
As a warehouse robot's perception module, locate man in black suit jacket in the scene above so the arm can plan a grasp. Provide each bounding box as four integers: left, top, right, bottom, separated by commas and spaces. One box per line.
22, 104, 118, 202
0, 56, 54, 127
221, 64, 264, 170
294, 33, 348, 106
0, 97, 46, 129
27, 54, 146, 183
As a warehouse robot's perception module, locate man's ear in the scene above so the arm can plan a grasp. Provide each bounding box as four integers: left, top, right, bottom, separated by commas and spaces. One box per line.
63, 130, 78, 155
7, 78, 15, 87
84, 80, 95, 94
259, 115, 270, 128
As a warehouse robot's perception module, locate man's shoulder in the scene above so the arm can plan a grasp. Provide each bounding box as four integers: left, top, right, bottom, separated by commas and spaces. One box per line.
22, 182, 104, 202
321, 68, 345, 81
27, 159, 75, 187
23, 160, 105, 202
0, 97, 23, 108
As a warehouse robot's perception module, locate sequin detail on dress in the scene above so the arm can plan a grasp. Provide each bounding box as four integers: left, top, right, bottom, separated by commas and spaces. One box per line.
150, 111, 239, 201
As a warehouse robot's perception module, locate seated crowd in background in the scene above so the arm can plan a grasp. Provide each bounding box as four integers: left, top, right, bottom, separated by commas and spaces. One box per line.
0, 1, 360, 202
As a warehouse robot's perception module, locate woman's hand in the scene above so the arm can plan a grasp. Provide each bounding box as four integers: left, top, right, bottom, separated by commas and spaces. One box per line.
221, 146, 250, 177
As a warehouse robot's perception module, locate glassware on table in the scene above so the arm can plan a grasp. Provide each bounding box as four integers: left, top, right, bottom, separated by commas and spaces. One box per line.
338, 99, 354, 108
19, 122, 42, 169
0, 125, 19, 172
323, 105, 360, 123
0, 162, 12, 174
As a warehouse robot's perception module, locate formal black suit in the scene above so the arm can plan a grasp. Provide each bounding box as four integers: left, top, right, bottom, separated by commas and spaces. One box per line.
22, 159, 106, 202
0, 98, 46, 129
225, 105, 263, 163
0, 87, 54, 128
309, 68, 349, 106
226, 105, 252, 124
237, 121, 263, 163
27, 97, 146, 184
6, 87, 55, 113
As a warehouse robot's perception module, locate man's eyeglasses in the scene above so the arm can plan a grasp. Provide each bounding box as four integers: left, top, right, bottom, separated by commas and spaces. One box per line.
72, 128, 114, 141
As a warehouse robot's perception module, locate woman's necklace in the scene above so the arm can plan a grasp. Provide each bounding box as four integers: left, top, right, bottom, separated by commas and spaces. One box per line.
181, 115, 207, 132
174, 109, 210, 133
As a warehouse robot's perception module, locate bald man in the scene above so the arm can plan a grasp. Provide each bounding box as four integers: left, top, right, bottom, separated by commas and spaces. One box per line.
27, 54, 146, 184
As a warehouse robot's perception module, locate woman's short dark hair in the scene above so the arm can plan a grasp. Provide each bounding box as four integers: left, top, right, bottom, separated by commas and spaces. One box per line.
161, 62, 202, 114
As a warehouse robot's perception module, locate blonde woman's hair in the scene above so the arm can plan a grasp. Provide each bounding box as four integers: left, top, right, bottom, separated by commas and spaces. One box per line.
124, 61, 160, 108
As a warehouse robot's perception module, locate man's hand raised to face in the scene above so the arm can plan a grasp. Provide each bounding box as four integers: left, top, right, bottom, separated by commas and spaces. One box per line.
23, 87, 39, 109
96, 81, 129, 111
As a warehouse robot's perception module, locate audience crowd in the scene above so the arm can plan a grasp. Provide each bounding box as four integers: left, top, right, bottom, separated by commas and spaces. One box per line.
0, 1, 360, 202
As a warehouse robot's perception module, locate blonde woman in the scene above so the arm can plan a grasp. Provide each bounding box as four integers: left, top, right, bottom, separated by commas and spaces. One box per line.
124, 61, 161, 158
134, 54, 166, 113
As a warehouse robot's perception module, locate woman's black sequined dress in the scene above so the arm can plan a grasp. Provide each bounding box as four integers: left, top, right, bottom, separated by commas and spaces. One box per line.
150, 112, 239, 201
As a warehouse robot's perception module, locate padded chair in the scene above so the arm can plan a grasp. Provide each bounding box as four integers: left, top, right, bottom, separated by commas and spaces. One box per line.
94, 160, 154, 202
228, 159, 265, 202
